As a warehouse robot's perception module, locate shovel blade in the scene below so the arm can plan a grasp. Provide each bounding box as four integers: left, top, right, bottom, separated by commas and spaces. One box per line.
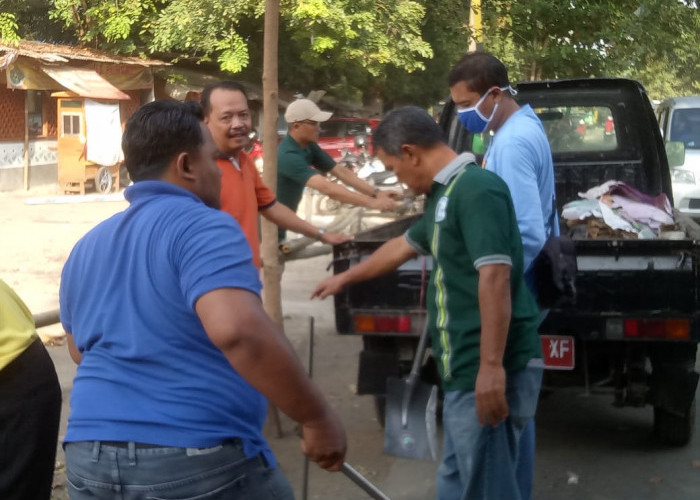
383, 376, 439, 462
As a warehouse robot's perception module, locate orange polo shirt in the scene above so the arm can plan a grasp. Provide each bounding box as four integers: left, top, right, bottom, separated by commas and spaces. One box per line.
218, 151, 277, 268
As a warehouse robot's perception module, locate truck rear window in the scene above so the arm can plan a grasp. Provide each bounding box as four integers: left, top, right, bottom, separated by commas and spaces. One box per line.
534, 105, 617, 153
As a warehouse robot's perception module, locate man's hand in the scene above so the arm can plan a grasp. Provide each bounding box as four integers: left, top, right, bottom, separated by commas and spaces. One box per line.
311, 274, 348, 299
376, 189, 403, 201
320, 231, 354, 246
371, 195, 399, 212
301, 408, 347, 471
474, 363, 508, 427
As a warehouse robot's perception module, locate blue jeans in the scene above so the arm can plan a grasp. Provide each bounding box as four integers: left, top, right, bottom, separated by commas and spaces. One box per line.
436, 361, 543, 500
516, 420, 535, 500
520, 267, 548, 500
64, 439, 294, 500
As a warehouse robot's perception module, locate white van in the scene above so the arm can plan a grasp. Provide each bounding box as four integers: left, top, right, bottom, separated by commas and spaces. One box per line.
655, 96, 700, 216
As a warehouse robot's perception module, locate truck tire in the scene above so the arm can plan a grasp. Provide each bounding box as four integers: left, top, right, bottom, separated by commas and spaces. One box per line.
654, 401, 696, 446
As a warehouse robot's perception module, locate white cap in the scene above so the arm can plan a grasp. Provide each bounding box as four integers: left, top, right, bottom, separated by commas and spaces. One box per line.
285, 99, 333, 123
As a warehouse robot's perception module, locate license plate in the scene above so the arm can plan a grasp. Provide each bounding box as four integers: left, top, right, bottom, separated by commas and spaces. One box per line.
540, 335, 575, 370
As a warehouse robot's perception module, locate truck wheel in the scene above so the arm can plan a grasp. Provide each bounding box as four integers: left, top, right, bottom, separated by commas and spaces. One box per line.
654, 402, 696, 446
95, 166, 113, 194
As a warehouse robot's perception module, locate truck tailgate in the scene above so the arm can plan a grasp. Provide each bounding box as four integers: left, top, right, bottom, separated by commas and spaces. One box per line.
334, 217, 700, 342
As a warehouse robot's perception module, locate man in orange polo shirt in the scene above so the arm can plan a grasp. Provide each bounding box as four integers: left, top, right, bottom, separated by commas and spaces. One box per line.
202, 81, 351, 268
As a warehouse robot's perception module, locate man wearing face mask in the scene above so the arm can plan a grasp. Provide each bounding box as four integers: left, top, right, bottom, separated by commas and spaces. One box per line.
449, 52, 558, 500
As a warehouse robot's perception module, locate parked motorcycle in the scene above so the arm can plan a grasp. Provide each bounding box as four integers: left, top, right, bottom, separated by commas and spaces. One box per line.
315, 135, 420, 216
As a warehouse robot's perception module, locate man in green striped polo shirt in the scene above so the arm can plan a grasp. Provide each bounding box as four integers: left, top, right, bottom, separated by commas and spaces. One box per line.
312, 106, 543, 500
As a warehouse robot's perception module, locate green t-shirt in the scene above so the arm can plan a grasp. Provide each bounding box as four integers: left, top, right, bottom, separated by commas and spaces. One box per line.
277, 135, 335, 240
406, 157, 541, 392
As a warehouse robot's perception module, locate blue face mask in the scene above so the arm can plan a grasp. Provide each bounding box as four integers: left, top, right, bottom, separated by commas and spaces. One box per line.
456, 86, 512, 133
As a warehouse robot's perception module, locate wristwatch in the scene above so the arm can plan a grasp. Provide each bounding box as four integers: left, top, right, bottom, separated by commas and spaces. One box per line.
316, 227, 326, 240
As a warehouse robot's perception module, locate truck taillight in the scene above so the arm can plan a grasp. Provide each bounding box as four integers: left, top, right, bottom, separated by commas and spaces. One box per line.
623, 319, 690, 339
354, 314, 411, 333
666, 319, 691, 339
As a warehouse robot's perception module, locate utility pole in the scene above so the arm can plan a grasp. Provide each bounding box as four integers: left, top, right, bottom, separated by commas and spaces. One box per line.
261, 0, 285, 437
469, 0, 484, 52
261, 0, 283, 328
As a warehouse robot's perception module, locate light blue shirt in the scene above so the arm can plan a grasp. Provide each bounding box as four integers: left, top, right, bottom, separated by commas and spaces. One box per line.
483, 104, 559, 271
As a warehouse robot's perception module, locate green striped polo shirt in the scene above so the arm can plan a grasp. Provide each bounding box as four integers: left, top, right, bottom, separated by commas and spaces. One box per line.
405, 154, 541, 392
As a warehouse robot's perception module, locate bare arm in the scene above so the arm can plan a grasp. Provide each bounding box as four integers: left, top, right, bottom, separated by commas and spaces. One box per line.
306, 174, 396, 212
66, 333, 82, 364
196, 288, 346, 470
260, 202, 352, 245
475, 263, 512, 427
329, 164, 376, 196
311, 235, 418, 299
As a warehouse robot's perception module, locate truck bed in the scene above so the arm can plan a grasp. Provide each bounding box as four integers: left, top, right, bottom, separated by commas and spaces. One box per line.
333, 211, 700, 342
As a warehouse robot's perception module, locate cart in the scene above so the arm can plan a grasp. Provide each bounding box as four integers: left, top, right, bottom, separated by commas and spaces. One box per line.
55, 93, 125, 195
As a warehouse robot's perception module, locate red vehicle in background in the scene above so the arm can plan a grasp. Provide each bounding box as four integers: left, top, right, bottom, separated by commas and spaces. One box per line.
317, 117, 380, 161
247, 116, 380, 172
244, 131, 265, 173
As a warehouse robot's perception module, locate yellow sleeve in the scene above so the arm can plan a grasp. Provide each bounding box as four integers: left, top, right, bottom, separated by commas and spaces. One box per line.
0, 279, 37, 371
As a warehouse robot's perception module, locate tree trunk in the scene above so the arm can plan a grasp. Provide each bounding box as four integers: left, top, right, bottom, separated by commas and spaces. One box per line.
261, 0, 283, 327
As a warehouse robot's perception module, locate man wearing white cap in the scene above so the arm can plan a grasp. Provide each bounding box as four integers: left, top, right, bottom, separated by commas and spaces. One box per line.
277, 99, 398, 240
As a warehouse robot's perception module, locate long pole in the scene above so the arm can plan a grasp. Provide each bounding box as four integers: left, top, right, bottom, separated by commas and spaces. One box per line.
261, 0, 284, 438
23, 92, 30, 190
469, 0, 483, 52
261, 0, 283, 327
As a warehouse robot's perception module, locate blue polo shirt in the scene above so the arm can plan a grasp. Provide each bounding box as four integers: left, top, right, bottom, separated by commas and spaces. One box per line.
483, 104, 559, 271
60, 181, 275, 466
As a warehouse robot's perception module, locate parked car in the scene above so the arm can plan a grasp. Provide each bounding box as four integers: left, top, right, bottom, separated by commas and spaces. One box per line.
317, 117, 380, 161
655, 96, 700, 217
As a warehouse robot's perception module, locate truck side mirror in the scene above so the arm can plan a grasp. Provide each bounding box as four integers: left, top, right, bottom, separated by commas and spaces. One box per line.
665, 141, 686, 168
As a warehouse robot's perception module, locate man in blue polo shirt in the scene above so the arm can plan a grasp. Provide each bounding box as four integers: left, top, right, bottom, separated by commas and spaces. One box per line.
59, 100, 346, 500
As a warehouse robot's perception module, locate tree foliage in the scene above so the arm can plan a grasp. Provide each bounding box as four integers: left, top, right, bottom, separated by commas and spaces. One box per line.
1, 0, 697, 107
43, 0, 444, 105
613, 0, 700, 97
380, 0, 470, 108
480, 0, 700, 98
1, 0, 71, 43
0, 12, 20, 43
49, 0, 161, 53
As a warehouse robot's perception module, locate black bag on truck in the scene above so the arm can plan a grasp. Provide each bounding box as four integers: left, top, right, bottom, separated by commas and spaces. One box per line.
532, 234, 577, 308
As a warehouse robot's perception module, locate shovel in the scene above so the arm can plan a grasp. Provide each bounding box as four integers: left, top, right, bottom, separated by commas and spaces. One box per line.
383, 315, 439, 462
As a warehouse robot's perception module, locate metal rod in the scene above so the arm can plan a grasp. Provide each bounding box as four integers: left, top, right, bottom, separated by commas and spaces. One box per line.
308, 316, 314, 378
33, 309, 60, 328
301, 316, 315, 500
341, 462, 391, 500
